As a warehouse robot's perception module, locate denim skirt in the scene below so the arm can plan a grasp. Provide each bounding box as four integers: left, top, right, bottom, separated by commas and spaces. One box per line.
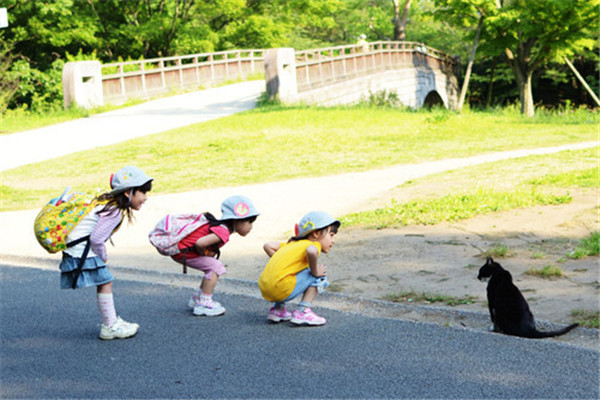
59, 253, 114, 289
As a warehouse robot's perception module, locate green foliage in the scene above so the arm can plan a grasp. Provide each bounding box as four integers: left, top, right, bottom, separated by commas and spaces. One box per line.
528, 168, 599, 188
525, 265, 566, 279
571, 309, 599, 329
483, 245, 513, 258
342, 189, 572, 229
361, 90, 401, 108
2, 0, 598, 112
567, 232, 600, 259
382, 290, 476, 306
223, 15, 287, 49
0, 41, 19, 113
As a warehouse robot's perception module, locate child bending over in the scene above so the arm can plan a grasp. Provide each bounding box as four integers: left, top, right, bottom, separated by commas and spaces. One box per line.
171, 195, 259, 317
61, 166, 153, 340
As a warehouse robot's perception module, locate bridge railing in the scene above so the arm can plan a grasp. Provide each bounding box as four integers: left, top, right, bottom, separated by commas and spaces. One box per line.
295, 41, 457, 92
100, 49, 265, 104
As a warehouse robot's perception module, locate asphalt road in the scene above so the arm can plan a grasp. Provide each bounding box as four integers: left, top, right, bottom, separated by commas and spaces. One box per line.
1, 263, 598, 399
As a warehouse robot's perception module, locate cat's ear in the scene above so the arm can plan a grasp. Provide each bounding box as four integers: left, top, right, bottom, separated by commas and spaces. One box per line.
486, 256, 493, 264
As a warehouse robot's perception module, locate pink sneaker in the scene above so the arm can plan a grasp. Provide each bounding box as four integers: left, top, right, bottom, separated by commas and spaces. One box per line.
290, 308, 326, 326
268, 307, 292, 323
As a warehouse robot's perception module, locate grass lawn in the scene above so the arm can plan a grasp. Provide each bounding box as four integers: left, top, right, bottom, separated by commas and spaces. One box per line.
1, 105, 597, 211
340, 147, 598, 228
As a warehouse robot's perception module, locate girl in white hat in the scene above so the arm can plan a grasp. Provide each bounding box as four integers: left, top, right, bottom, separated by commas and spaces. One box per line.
59, 166, 152, 340
171, 195, 259, 317
259, 211, 340, 326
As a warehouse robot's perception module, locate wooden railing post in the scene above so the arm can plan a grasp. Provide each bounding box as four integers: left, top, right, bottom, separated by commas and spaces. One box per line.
159, 60, 166, 89
177, 59, 184, 88
119, 65, 126, 97
140, 62, 146, 95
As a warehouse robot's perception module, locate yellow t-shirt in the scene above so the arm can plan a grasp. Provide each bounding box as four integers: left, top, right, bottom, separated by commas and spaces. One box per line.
258, 240, 322, 302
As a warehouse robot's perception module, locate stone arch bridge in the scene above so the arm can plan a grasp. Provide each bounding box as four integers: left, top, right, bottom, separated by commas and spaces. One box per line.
63, 41, 459, 110
265, 42, 459, 109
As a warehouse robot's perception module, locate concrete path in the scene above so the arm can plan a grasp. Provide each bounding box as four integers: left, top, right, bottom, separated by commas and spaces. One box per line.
0, 80, 265, 171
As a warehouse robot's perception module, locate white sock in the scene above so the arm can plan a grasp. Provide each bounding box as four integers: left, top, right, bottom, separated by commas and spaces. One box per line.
97, 293, 117, 327
199, 292, 214, 306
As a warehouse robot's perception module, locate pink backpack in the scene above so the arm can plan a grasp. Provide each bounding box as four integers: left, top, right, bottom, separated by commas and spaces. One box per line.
148, 213, 207, 257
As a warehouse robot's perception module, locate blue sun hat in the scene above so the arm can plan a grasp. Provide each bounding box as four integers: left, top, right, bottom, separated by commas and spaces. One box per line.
110, 166, 153, 194
221, 195, 259, 220
296, 211, 340, 238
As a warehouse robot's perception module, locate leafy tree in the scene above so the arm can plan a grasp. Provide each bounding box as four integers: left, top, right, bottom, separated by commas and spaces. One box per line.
433, 0, 496, 111
483, 0, 599, 116
0, 42, 20, 114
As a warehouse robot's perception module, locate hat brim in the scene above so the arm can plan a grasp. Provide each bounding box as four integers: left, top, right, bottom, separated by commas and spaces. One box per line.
109, 178, 153, 195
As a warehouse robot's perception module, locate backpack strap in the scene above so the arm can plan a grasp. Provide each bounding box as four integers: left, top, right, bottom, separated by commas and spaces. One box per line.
66, 236, 91, 289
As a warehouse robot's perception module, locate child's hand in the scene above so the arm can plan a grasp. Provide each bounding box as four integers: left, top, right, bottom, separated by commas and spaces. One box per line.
313, 263, 327, 277
264, 241, 281, 257
204, 249, 218, 258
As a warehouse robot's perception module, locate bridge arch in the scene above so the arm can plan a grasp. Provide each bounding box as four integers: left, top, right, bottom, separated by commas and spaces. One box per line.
422, 91, 445, 109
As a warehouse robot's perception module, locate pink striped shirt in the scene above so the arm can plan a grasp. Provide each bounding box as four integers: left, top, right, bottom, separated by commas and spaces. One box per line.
90, 208, 123, 262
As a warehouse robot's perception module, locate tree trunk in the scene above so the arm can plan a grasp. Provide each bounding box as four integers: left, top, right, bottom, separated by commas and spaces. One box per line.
457, 15, 484, 111
486, 57, 497, 108
392, 0, 412, 41
521, 72, 535, 117
504, 48, 535, 116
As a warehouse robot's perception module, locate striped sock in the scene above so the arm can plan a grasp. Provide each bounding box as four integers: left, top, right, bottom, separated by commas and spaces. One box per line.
97, 293, 117, 327
299, 301, 311, 311
199, 292, 214, 307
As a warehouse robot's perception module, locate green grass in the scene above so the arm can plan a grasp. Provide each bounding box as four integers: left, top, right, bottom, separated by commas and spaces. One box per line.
340, 147, 598, 229
1, 106, 597, 211
341, 189, 572, 229
528, 168, 599, 188
382, 290, 476, 306
567, 231, 600, 259
525, 265, 567, 279
571, 309, 600, 329
483, 245, 514, 258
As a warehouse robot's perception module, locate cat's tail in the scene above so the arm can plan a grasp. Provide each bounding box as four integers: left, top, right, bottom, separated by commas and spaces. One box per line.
529, 323, 579, 338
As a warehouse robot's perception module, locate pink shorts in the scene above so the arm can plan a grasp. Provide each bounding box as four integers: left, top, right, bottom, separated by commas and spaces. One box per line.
173, 256, 226, 280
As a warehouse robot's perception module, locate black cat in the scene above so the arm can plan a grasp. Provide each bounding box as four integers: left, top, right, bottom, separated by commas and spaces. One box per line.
477, 257, 578, 338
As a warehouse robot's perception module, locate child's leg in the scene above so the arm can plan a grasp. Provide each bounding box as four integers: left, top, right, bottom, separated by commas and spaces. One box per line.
97, 282, 117, 327
200, 271, 218, 295
286, 270, 326, 326
184, 256, 226, 309
267, 301, 291, 322
298, 286, 318, 310
185, 257, 226, 316
97, 282, 139, 339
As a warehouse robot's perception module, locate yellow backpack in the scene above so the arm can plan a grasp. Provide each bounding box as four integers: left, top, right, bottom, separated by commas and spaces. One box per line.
34, 188, 102, 253
34, 188, 124, 289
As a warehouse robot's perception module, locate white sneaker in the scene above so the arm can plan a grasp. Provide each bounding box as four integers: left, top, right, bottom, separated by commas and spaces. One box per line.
188, 295, 198, 309
193, 300, 225, 316
188, 289, 202, 308
99, 317, 139, 340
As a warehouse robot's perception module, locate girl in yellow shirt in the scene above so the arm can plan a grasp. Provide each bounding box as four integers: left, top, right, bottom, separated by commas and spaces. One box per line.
258, 211, 340, 326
